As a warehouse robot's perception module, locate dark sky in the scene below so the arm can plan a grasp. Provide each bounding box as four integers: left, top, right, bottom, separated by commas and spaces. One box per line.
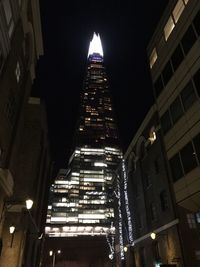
33, 0, 168, 170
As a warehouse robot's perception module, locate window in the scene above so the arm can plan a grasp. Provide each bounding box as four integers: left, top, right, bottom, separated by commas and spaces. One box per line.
15, 61, 21, 83
160, 110, 172, 134
181, 25, 197, 55
144, 172, 151, 188
154, 157, 160, 174
150, 202, 157, 221
193, 134, 200, 163
154, 75, 164, 97
193, 11, 200, 36
164, 16, 175, 41
150, 48, 158, 69
193, 69, 200, 97
139, 247, 145, 267
180, 142, 197, 174
162, 61, 173, 86
169, 153, 184, 182
160, 190, 169, 211
196, 211, 200, 223
172, 0, 185, 23
187, 213, 196, 229
170, 96, 183, 124
180, 81, 197, 111
2, 0, 14, 38
152, 241, 160, 261
171, 44, 184, 72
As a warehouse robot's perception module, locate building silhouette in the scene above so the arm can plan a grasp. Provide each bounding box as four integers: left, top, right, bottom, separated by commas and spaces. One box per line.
44, 33, 122, 266
0, 1, 51, 266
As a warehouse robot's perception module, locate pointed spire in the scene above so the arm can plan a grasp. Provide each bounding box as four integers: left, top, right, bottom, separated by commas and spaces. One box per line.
88, 32, 104, 57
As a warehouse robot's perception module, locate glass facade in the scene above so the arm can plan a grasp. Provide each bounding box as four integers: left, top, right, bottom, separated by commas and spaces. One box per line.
46, 33, 122, 237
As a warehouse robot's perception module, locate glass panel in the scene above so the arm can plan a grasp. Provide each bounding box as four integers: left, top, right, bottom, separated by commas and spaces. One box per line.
160, 110, 172, 134
193, 11, 200, 36
171, 44, 184, 72
154, 75, 164, 97
162, 61, 173, 86
181, 25, 197, 55
170, 96, 183, 124
180, 81, 197, 111
164, 16, 175, 40
169, 153, 184, 182
193, 69, 200, 97
193, 133, 200, 163
172, 0, 185, 23
180, 142, 197, 174
160, 190, 169, 211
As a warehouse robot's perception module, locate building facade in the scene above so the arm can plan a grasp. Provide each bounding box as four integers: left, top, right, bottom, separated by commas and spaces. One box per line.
146, 0, 200, 266
0, 1, 51, 266
119, 105, 183, 267
44, 33, 122, 266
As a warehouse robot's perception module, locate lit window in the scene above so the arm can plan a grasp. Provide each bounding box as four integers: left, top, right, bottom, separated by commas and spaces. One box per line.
187, 213, 196, 228
164, 16, 175, 41
149, 48, 158, 69
15, 62, 21, 83
2, 0, 14, 38
172, 0, 185, 23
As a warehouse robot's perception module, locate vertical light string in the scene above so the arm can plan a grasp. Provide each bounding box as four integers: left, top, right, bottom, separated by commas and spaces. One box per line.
122, 159, 134, 245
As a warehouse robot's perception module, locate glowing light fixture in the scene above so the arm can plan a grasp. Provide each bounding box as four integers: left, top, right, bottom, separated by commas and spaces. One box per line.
150, 232, 156, 240
88, 32, 103, 57
49, 250, 53, 256
9, 225, 15, 234
26, 199, 33, 210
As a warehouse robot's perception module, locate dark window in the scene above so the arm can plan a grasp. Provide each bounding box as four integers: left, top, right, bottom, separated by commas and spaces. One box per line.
152, 241, 160, 261
193, 10, 200, 36
181, 25, 197, 55
160, 111, 172, 134
180, 142, 197, 174
180, 81, 197, 111
160, 190, 169, 211
162, 61, 173, 86
139, 247, 145, 267
193, 133, 200, 163
169, 153, 184, 182
171, 44, 184, 72
193, 69, 200, 97
154, 157, 160, 174
196, 211, 200, 223
170, 96, 183, 124
154, 75, 164, 97
144, 172, 151, 188
150, 202, 157, 221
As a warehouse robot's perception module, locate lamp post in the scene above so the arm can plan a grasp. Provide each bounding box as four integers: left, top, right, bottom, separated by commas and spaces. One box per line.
49, 249, 61, 267
9, 224, 15, 247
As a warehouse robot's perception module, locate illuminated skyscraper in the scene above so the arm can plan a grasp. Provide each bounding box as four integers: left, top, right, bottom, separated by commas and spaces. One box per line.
46, 33, 122, 238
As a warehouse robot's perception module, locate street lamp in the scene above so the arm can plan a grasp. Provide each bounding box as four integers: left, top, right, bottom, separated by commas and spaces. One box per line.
150, 232, 156, 240
49, 249, 61, 267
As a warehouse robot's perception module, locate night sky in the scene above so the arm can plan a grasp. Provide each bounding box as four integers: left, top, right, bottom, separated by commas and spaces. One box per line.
33, 0, 169, 170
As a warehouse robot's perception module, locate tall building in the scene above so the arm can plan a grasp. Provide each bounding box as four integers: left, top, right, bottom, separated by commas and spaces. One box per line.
44, 33, 122, 266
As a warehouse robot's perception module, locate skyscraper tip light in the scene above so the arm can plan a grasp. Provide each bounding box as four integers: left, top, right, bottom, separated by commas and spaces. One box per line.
88, 32, 104, 57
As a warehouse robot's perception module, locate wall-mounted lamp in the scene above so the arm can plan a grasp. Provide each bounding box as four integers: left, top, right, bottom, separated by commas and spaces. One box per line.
26, 199, 33, 210
150, 232, 156, 240
9, 224, 15, 247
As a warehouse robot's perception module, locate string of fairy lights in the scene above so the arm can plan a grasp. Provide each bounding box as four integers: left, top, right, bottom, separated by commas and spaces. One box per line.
122, 159, 134, 245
